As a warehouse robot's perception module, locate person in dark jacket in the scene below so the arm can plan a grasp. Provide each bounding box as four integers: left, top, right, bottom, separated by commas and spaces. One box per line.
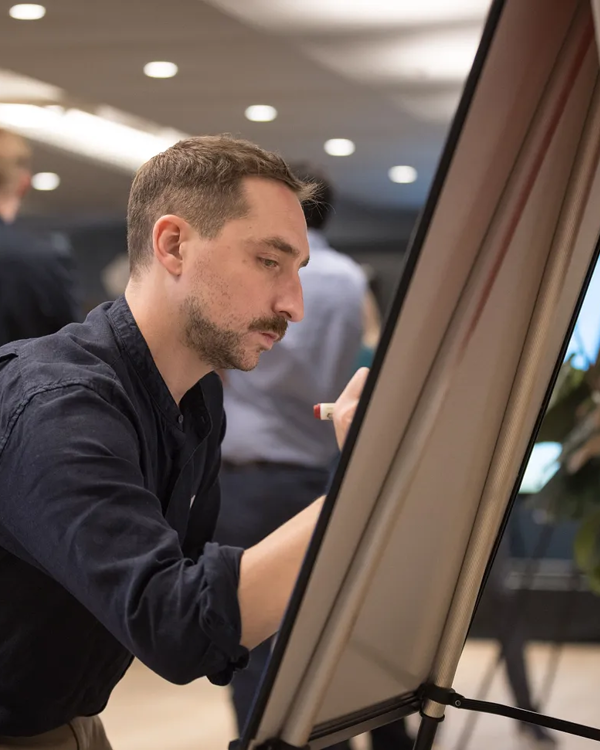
0, 129, 79, 345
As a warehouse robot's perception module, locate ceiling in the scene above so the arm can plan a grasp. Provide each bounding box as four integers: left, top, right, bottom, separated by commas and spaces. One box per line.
0, 0, 491, 224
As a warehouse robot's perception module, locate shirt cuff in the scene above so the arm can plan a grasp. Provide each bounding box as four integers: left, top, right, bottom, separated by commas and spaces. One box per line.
200, 542, 249, 686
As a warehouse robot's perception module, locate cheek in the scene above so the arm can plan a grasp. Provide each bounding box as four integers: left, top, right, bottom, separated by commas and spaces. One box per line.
193, 263, 231, 310
198, 278, 248, 331
193, 258, 262, 330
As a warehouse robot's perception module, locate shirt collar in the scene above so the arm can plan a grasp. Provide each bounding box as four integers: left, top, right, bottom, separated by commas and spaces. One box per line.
107, 295, 206, 429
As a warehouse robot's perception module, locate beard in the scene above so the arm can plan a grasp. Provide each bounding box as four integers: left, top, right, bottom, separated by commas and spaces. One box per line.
181, 295, 288, 371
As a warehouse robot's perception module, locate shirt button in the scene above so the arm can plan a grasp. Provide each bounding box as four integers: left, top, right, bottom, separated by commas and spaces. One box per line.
178, 415, 184, 426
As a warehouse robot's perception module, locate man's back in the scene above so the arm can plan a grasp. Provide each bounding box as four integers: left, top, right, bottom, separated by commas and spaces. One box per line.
0, 219, 79, 345
222, 229, 366, 468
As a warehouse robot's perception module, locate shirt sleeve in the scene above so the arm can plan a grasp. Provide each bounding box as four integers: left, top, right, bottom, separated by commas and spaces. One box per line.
0, 382, 249, 685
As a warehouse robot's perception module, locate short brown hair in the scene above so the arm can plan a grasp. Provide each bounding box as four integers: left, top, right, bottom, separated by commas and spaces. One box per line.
127, 134, 317, 275
0, 129, 31, 195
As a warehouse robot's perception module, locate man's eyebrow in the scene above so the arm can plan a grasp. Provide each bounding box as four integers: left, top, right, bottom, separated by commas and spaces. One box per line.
259, 237, 310, 267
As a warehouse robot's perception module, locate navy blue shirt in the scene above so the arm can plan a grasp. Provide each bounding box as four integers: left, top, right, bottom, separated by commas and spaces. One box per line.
0, 296, 248, 736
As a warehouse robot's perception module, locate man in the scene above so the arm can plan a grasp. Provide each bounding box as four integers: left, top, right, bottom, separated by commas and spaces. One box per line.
215, 167, 415, 750
0, 135, 367, 750
0, 129, 79, 344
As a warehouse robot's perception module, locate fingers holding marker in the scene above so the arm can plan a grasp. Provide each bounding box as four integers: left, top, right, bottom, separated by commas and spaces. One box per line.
313, 403, 335, 420
314, 368, 370, 449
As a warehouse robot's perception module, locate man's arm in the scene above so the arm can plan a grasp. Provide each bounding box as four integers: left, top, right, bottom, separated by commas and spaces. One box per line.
238, 367, 369, 649
0, 368, 367, 677
0, 382, 247, 685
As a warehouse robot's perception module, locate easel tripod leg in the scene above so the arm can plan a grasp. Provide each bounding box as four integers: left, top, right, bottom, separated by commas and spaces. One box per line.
412, 715, 441, 750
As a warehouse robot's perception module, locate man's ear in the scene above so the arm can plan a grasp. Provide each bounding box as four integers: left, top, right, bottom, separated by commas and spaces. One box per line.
152, 215, 190, 276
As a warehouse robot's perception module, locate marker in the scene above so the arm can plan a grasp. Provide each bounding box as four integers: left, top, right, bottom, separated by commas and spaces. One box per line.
313, 403, 335, 421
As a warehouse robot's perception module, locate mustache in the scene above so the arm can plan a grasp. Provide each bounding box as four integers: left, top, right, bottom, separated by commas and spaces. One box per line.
248, 316, 288, 340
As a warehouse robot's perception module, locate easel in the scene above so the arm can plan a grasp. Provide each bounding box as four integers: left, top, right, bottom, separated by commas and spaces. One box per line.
232, 1, 600, 747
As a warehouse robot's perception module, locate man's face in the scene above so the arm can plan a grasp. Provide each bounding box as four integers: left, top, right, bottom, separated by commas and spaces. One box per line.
179, 176, 309, 371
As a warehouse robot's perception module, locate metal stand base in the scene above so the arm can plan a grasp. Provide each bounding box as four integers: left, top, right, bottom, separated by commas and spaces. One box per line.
421, 684, 600, 743
233, 681, 600, 750
229, 740, 309, 750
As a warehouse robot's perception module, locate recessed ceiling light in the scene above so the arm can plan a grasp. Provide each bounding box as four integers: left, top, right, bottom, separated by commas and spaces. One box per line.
9, 3, 46, 20
31, 172, 60, 191
389, 165, 418, 184
324, 138, 355, 157
244, 104, 278, 122
143, 61, 178, 79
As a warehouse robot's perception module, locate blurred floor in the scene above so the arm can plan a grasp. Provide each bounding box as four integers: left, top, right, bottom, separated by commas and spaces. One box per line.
100, 640, 600, 750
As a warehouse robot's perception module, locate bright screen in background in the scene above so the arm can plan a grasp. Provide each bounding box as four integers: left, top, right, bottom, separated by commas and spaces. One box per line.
564, 261, 600, 368
520, 442, 561, 493
519, 261, 600, 494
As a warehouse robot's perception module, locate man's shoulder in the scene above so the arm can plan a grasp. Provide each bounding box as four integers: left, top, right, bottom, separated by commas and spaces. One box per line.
0, 331, 128, 461
0, 316, 123, 409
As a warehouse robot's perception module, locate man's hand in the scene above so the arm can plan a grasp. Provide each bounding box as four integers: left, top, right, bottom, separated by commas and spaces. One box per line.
333, 367, 369, 450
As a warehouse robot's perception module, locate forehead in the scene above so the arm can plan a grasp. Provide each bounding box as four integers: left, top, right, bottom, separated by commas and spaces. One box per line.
240, 176, 308, 239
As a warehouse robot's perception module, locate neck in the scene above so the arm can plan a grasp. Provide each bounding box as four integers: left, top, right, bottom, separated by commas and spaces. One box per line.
125, 282, 212, 404
0, 196, 20, 224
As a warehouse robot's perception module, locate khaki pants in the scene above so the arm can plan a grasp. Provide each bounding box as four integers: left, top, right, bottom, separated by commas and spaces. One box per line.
0, 717, 112, 750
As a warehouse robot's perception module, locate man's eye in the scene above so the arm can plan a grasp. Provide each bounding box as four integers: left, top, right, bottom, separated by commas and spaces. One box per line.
260, 258, 279, 269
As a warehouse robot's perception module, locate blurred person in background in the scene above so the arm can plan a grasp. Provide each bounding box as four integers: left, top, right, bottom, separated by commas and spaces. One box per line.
0, 129, 80, 344
214, 166, 414, 750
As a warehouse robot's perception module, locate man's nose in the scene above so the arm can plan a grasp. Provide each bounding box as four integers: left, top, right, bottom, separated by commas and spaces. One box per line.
275, 275, 304, 323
